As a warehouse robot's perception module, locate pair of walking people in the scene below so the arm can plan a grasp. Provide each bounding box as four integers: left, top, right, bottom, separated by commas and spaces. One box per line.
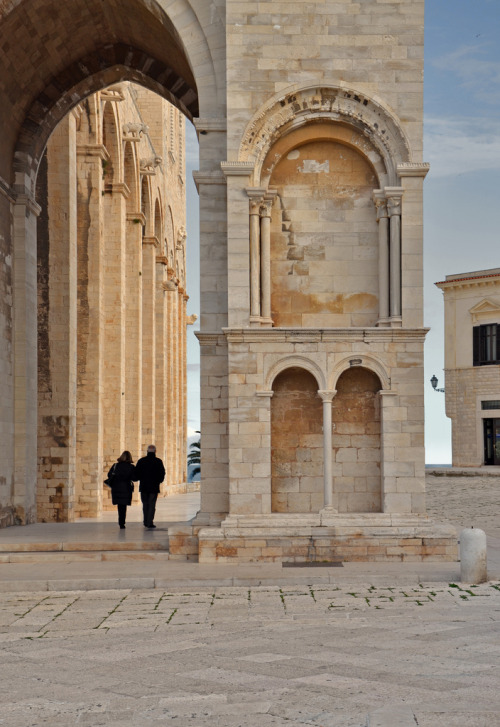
107, 445, 165, 529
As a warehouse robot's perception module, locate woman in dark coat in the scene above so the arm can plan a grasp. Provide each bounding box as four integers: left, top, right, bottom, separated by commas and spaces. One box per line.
107, 451, 136, 529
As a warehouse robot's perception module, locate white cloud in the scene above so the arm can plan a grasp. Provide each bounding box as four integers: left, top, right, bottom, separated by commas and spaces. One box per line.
425, 115, 500, 177
433, 43, 500, 106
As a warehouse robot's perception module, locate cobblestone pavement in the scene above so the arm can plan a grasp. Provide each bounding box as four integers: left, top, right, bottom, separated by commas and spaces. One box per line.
1, 474, 499, 726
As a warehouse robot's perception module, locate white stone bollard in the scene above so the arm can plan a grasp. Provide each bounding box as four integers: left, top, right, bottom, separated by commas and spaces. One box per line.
460, 527, 487, 584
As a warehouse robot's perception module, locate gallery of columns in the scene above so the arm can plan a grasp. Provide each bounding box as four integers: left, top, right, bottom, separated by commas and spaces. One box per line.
0, 0, 457, 563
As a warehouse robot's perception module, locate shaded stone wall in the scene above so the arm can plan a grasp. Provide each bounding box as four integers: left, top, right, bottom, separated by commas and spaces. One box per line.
332, 368, 381, 513
271, 367, 323, 513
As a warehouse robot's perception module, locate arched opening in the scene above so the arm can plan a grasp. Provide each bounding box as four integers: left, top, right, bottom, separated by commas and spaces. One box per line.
332, 367, 382, 513
267, 124, 380, 328
271, 367, 323, 513
31, 81, 197, 521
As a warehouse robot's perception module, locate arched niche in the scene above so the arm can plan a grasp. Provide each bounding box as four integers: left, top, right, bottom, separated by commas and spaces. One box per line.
271, 366, 323, 514
102, 102, 121, 187
266, 122, 381, 328
154, 196, 163, 245
332, 366, 382, 513
141, 176, 151, 236
124, 142, 138, 212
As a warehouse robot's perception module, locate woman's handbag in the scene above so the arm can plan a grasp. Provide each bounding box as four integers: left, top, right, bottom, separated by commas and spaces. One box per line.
104, 463, 117, 487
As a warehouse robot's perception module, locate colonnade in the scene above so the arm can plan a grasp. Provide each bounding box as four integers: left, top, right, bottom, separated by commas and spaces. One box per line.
35, 85, 191, 522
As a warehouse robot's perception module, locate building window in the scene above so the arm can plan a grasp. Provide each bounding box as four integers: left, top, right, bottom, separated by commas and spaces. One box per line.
482, 400, 500, 410
473, 324, 500, 365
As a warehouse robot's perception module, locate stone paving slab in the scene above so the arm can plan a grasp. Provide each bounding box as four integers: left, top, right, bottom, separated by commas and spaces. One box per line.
0, 582, 499, 726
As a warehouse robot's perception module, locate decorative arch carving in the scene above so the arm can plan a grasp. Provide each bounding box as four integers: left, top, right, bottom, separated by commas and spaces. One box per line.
328, 354, 390, 392
264, 355, 327, 391
239, 84, 411, 187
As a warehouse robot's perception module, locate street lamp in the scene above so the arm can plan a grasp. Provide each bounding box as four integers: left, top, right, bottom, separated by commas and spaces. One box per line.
430, 374, 445, 393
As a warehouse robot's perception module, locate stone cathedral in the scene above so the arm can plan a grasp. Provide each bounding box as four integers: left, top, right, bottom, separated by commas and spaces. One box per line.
0, 0, 456, 562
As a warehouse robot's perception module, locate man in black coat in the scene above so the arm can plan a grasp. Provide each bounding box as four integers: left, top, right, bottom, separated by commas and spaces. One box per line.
135, 444, 166, 529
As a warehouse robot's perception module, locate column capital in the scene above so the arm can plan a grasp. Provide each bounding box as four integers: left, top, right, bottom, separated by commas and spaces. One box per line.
156, 255, 168, 266
373, 190, 388, 220
142, 235, 159, 248
318, 390, 337, 403
256, 390, 274, 398
384, 186, 404, 214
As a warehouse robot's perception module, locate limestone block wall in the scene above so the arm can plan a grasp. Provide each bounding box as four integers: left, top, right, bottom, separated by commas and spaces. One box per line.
445, 368, 500, 467
226, 330, 426, 518
226, 0, 425, 161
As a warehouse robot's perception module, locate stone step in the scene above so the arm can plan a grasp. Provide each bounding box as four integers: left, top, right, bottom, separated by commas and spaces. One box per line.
0, 550, 170, 564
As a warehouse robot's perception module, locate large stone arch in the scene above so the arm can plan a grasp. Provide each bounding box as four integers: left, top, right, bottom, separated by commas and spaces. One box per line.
238, 84, 412, 187
0, 0, 223, 188
0, 0, 227, 526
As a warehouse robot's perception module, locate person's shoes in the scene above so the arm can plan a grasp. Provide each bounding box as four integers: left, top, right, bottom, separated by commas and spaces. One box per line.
147, 524, 156, 529
119, 525, 125, 529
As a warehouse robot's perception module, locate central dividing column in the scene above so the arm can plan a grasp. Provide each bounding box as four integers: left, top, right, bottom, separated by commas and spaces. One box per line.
373, 191, 390, 325
318, 390, 337, 511
386, 188, 404, 322
260, 191, 277, 327
246, 189, 265, 325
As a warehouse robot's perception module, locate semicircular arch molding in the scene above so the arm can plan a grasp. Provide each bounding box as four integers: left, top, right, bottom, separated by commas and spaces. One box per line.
265, 356, 327, 392
239, 84, 411, 187
328, 354, 391, 392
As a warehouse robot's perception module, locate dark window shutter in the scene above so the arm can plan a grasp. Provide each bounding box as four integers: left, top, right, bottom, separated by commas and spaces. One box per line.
473, 326, 480, 366
497, 324, 500, 362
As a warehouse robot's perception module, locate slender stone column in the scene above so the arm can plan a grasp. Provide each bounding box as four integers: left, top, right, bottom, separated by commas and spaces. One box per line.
260, 191, 277, 326
75, 144, 106, 518
155, 255, 168, 468
378, 390, 399, 513
141, 236, 158, 451
373, 191, 390, 325
246, 189, 265, 325
386, 188, 403, 321
12, 189, 41, 524
125, 212, 144, 461
318, 390, 337, 511
37, 115, 78, 523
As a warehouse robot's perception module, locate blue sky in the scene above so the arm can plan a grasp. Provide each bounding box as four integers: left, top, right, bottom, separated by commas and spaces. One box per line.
185, 2, 500, 460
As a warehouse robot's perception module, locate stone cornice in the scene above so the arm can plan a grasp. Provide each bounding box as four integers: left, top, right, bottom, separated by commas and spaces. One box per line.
77, 143, 109, 160
436, 274, 500, 290
223, 327, 429, 343
194, 118, 227, 133
15, 193, 41, 216
397, 162, 430, 178
127, 212, 146, 225
221, 161, 255, 177
142, 235, 159, 248
192, 170, 226, 191
195, 332, 226, 346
